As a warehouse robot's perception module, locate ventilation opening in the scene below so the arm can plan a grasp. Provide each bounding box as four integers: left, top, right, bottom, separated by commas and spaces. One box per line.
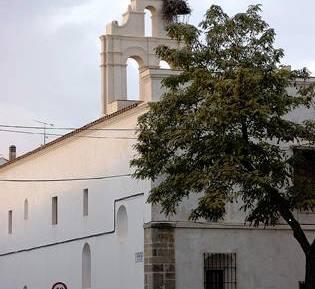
24, 199, 29, 220
160, 60, 171, 69
144, 8, 153, 37
8, 210, 12, 234
52, 196, 58, 225
83, 189, 88, 217
127, 58, 140, 101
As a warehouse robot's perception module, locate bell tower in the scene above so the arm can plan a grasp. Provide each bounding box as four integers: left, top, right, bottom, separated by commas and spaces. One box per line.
100, 0, 178, 115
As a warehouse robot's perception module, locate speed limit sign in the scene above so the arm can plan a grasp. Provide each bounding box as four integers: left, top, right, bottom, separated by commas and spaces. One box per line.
52, 282, 67, 289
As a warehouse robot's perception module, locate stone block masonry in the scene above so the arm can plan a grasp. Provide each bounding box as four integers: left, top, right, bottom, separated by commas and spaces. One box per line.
144, 223, 176, 289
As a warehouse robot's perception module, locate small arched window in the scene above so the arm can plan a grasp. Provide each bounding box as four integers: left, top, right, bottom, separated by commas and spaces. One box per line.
82, 243, 91, 289
117, 205, 128, 240
24, 199, 29, 220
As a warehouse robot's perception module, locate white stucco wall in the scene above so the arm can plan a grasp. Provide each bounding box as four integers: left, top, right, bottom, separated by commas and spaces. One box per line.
1, 196, 144, 289
0, 105, 150, 289
174, 225, 315, 289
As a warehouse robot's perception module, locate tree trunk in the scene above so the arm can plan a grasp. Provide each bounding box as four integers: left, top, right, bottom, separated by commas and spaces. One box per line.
305, 250, 315, 289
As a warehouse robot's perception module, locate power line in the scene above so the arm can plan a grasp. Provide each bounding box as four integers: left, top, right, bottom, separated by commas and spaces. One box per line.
0, 124, 204, 132
0, 124, 136, 131
0, 128, 42, 136
0, 173, 132, 183
0, 129, 137, 140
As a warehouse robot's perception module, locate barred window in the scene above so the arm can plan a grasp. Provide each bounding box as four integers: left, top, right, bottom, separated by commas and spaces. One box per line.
293, 148, 315, 197
204, 253, 236, 289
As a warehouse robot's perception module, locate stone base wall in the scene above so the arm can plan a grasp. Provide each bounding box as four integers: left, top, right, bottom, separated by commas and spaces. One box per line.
144, 223, 176, 289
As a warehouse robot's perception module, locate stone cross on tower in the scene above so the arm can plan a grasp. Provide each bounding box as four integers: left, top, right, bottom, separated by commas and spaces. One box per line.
100, 0, 178, 115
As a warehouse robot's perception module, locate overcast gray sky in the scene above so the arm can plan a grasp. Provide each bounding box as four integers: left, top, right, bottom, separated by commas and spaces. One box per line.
0, 0, 314, 158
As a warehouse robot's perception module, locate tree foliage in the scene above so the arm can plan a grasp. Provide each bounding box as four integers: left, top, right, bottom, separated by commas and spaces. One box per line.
161, 0, 191, 23
131, 5, 315, 286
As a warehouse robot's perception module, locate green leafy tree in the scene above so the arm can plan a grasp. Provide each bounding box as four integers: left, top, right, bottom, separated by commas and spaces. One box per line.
131, 5, 315, 288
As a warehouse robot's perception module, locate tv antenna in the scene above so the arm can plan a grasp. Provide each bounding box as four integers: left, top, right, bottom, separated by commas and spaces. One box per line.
33, 120, 54, 145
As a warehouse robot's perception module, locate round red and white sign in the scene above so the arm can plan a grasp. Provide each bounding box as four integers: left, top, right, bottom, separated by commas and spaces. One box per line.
52, 282, 67, 289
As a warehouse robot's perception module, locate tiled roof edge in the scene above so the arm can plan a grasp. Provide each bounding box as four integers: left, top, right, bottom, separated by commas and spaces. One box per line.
0, 103, 141, 171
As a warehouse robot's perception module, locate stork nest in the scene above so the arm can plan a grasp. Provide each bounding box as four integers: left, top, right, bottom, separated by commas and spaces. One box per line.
162, 0, 191, 23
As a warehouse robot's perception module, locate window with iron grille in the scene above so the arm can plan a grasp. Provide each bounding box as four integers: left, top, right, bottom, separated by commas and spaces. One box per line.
293, 148, 315, 197
204, 253, 236, 289
293, 148, 315, 215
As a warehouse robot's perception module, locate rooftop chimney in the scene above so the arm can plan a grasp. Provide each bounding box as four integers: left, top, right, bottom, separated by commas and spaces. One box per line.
9, 145, 16, 161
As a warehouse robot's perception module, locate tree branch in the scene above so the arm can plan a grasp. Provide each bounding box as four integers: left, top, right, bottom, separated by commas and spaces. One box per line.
271, 190, 311, 255
240, 125, 311, 255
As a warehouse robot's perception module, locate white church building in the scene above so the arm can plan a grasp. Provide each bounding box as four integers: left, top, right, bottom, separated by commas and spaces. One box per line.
0, 1, 314, 289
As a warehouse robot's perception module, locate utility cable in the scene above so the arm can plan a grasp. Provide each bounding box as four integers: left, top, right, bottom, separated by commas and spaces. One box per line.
0, 128, 137, 140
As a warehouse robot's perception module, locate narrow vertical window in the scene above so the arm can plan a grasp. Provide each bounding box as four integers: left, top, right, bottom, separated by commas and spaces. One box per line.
83, 189, 88, 217
24, 199, 29, 220
52, 196, 58, 225
82, 243, 91, 289
8, 210, 13, 234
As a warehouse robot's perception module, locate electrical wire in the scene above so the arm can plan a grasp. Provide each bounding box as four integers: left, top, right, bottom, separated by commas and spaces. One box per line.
0, 128, 137, 140
0, 173, 132, 182
0, 124, 136, 131
0, 124, 203, 133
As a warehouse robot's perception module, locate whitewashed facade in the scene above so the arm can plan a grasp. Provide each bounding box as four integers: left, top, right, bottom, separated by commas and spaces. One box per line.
0, 1, 314, 289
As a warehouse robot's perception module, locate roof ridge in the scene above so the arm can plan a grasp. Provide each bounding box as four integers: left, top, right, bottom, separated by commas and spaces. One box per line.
0, 102, 141, 171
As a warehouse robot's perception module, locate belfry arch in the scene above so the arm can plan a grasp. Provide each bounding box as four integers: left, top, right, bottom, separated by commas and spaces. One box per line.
100, 0, 178, 115
144, 8, 153, 37
127, 58, 140, 100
